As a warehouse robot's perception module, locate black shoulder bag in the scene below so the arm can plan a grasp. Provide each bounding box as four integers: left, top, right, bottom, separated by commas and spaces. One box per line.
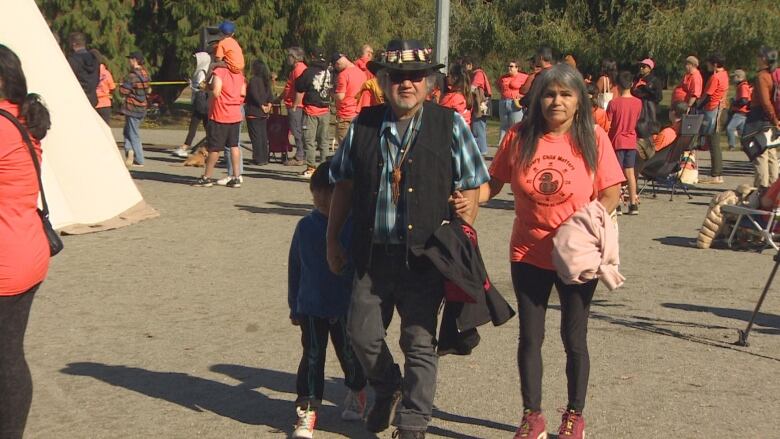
0, 108, 63, 256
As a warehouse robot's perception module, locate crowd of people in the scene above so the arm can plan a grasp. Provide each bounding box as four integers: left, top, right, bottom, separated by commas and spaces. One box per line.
3, 18, 780, 439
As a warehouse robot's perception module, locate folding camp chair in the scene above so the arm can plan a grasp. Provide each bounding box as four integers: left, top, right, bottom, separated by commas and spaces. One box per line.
638, 114, 704, 201
722, 204, 780, 251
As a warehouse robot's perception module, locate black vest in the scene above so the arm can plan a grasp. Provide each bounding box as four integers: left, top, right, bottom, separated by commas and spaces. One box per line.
349, 101, 454, 276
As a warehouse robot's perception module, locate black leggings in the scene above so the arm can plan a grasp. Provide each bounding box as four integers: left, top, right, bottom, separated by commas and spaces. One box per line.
0, 284, 38, 439
511, 262, 596, 412
296, 314, 366, 408
184, 111, 208, 147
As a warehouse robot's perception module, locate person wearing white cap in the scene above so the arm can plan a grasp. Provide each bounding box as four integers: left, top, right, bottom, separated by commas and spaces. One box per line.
726, 69, 752, 150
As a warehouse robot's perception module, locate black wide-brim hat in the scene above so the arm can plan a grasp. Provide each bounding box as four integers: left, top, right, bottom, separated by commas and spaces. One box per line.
367, 39, 445, 75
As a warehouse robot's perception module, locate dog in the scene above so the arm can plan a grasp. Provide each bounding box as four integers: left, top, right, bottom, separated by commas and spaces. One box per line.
182, 145, 208, 167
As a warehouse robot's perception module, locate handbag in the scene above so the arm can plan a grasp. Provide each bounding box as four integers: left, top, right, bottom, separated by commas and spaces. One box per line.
0, 109, 63, 256
595, 76, 613, 110
192, 90, 209, 116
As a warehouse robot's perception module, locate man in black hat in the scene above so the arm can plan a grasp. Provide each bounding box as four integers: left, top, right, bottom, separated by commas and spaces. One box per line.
326, 39, 489, 439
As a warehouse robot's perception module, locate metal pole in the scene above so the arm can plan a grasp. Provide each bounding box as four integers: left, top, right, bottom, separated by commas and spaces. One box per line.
434, 0, 450, 72
736, 251, 780, 347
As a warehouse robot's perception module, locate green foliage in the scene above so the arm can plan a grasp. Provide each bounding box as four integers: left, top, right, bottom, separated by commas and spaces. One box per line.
37, 0, 780, 104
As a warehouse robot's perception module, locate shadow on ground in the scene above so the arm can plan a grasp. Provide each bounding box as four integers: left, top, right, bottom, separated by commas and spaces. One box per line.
61, 362, 512, 438
662, 302, 780, 335
236, 201, 311, 217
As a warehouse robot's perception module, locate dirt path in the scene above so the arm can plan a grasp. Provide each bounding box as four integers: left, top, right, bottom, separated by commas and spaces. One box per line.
23, 130, 780, 438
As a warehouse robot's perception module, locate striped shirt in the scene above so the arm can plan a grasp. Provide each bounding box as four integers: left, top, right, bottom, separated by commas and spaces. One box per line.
330, 106, 489, 244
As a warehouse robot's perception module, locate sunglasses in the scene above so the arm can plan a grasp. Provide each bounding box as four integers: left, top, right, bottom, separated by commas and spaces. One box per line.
388, 70, 428, 84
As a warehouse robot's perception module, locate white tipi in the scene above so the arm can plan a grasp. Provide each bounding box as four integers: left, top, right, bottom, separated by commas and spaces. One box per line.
0, 0, 158, 234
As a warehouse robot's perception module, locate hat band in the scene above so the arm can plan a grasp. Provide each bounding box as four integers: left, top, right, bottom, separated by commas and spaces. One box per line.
384, 48, 433, 65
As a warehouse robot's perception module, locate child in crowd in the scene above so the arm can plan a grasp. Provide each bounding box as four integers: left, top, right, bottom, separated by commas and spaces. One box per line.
214, 20, 244, 74
727, 69, 752, 150
653, 101, 689, 152
439, 63, 472, 125
587, 83, 610, 132
607, 71, 643, 215
287, 161, 367, 439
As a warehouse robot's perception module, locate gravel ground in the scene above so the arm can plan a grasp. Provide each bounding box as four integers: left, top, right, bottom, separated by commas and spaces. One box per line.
22, 128, 780, 438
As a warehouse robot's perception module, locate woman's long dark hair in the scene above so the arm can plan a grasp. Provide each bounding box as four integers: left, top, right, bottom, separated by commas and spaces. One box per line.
514, 63, 597, 173
252, 60, 271, 91
0, 44, 50, 140
599, 59, 617, 85
446, 63, 471, 109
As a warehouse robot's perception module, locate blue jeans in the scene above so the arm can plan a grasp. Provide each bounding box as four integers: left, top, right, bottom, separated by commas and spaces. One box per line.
701, 108, 722, 176
726, 112, 747, 149
123, 115, 144, 164
471, 117, 488, 155
499, 99, 524, 145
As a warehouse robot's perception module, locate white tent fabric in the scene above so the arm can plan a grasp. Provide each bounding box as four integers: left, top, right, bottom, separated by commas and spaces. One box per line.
0, 0, 158, 234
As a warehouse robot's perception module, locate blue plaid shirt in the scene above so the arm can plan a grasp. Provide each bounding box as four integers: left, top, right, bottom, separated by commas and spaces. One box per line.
330, 106, 489, 244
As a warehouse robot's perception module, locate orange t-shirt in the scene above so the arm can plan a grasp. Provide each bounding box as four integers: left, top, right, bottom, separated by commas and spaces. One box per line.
439, 90, 471, 125
489, 124, 625, 270
703, 69, 729, 111
335, 64, 365, 120
0, 101, 49, 295
732, 81, 753, 114
283, 62, 307, 108
215, 37, 245, 74
96, 64, 116, 109
653, 122, 680, 151
498, 73, 528, 99
671, 70, 703, 104
209, 67, 245, 124
592, 106, 610, 132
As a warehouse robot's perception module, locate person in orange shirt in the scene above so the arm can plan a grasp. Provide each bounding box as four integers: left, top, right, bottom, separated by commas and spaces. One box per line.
671, 56, 703, 108
586, 83, 610, 132
748, 46, 780, 190
462, 63, 623, 439
496, 59, 528, 143
214, 20, 244, 74
697, 53, 729, 184
90, 49, 115, 124
653, 102, 689, 152
439, 63, 472, 125
332, 52, 365, 145
354, 44, 375, 108
726, 69, 752, 150
280, 46, 308, 165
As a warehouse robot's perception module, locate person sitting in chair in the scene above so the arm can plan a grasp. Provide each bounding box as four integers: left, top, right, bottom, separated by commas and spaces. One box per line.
653, 102, 689, 152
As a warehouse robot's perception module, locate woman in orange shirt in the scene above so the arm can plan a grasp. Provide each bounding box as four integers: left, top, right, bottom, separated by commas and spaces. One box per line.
458, 64, 624, 439
439, 63, 472, 125
0, 44, 52, 439
90, 49, 115, 124
496, 59, 528, 143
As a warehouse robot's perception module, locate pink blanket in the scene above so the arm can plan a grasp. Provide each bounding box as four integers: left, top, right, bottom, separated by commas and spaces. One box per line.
552, 200, 624, 291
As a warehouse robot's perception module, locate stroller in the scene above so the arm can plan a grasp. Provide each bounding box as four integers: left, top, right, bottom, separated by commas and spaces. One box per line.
267, 104, 293, 163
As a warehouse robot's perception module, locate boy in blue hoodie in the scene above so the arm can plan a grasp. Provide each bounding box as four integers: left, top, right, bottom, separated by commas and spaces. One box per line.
288, 161, 367, 439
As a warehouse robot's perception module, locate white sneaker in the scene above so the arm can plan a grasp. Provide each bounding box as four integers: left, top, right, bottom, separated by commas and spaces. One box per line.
292, 405, 317, 439
172, 147, 189, 158
216, 175, 243, 186
341, 388, 367, 421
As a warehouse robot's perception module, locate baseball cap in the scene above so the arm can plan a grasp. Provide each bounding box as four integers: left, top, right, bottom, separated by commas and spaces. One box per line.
219, 20, 236, 35
331, 52, 346, 65
126, 51, 144, 64
638, 58, 655, 70
685, 56, 699, 67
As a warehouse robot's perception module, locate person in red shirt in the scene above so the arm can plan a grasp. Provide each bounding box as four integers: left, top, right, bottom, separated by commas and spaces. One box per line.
496, 59, 528, 143
748, 46, 780, 190
464, 63, 623, 439
607, 71, 643, 214
439, 62, 472, 125
653, 102, 689, 152
0, 44, 52, 439
194, 66, 246, 187
698, 53, 729, 184
586, 83, 610, 133
519, 46, 554, 98
671, 56, 703, 108
463, 57, 492, 154
726, 69, 752, 150
280, 46, 307, 165
354, 44, 375, 108
333, 52, 365, 146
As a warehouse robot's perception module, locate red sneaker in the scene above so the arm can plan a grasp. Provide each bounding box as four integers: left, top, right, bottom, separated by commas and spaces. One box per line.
513, 410, 547, 439
557, 409, 585, 439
